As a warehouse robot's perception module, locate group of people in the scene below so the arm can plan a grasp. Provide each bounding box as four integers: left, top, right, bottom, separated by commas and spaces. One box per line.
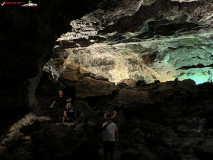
50, 89, 119, 160
50, 90, 75, 123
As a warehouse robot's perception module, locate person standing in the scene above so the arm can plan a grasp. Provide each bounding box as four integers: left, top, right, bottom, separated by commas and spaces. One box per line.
102, 111, 119, 160
50, 89, 72, 122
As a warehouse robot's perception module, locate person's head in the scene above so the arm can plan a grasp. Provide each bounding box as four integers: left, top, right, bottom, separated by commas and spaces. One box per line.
58, 89, 63, 97
106, 113, 113, 122
65, 102, 72, 109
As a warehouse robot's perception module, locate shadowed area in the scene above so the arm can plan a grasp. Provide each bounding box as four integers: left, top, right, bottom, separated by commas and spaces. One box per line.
1, 0, 213, 160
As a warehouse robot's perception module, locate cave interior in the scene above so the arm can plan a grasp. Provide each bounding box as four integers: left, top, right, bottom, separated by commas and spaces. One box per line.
1, 0, 213, 160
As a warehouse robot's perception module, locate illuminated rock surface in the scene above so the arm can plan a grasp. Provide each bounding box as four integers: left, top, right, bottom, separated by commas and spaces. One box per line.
45, 0, 213, 86
1, 0, 213, 160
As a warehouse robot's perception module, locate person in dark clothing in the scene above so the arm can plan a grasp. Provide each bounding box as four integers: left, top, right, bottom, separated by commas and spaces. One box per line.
64, 102, 75, 122
50, 90, 72, 122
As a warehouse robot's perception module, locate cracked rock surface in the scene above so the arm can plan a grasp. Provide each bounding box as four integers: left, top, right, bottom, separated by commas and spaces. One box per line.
45, 0, 213, 86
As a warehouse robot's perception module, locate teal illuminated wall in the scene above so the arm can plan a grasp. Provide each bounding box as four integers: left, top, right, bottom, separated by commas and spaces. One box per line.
178, 68, 213, 84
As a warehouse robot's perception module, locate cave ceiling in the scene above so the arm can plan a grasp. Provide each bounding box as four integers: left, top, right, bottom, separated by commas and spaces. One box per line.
44, 0, 213, 85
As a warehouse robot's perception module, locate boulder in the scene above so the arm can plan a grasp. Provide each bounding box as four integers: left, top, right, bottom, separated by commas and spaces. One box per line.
120, 79, 137, 88
59, 63, 88, 87
76, 77, 118, 98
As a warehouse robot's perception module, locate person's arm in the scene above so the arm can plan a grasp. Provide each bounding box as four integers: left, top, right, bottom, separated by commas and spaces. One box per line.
111, 111, 117, 119
50, 101, 56, 108
104, 112, 109, 119
102, 123, 105, 129
64, 110, 67, 117
66, 98, 72, 102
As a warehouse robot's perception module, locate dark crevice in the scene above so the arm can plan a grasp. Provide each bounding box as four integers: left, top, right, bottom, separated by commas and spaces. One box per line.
177, 64, 213, 70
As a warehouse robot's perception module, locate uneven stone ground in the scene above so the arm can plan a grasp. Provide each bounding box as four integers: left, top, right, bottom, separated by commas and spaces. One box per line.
1, 0, 213, 160
1, 80, 213, 160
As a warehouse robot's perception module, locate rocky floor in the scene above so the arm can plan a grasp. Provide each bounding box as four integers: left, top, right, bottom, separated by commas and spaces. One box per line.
1, 80, 213, 160
1, 1, 213, 159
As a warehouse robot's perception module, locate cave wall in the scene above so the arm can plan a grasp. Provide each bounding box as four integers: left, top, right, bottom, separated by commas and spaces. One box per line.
44, 0, 213, 89
0, 0, 104, 107
1, 0, 213, 159
1, 0, 212, 134
0, 0, 107, 136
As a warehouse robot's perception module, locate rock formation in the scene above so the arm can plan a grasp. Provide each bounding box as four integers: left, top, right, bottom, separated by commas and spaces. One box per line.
45, 0, 213, 87
1, 0, 213, 160
0, 0, 103, 135
1, 80, 213, 160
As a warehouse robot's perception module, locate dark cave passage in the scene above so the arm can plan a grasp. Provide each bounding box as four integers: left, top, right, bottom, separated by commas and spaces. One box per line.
0, 0, 103, 138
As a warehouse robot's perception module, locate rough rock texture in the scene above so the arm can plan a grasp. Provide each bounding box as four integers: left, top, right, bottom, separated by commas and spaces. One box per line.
0, 0, 104, 105
0, 114, 51, 160
55, 63, 118, 98
0, 0, 105, 136
46, 0, 213, 85
1, 81, 213, 160
76, 77, 118, 98
1, 0, 213, 160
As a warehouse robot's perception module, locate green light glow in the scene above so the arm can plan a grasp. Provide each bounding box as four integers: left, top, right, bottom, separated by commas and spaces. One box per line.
178, 68, 213, 84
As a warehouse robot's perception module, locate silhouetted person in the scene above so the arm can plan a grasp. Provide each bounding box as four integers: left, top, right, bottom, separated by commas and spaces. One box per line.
50, 90, 71, 122
64, 102, 75, 122
102, 111, 118, 160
